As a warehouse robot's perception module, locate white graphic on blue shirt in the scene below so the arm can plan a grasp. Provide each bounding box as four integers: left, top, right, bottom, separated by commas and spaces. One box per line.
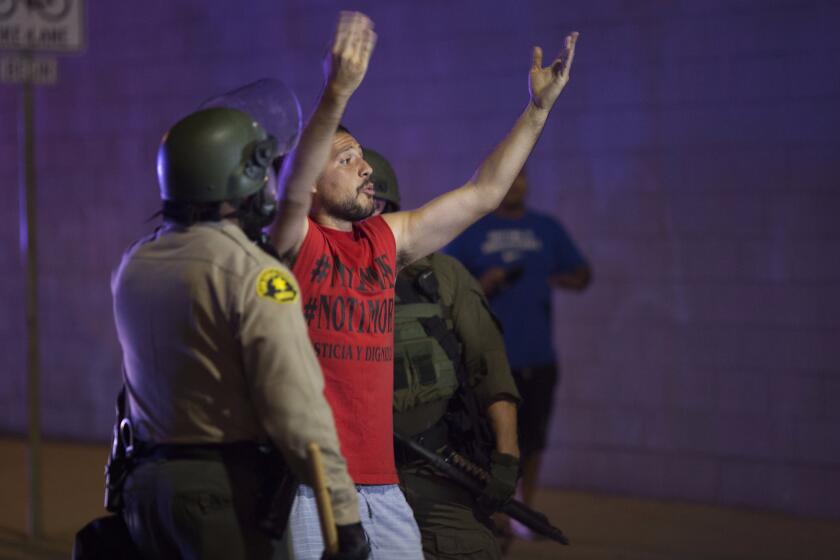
480, 229, 543, 263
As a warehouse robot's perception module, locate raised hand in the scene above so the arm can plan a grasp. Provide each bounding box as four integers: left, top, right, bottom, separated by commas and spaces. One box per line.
528, 31, 579, 110
324, 11, 377, 99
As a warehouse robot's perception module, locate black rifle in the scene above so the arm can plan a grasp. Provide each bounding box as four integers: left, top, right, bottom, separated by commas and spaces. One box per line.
394, 432, 569, 545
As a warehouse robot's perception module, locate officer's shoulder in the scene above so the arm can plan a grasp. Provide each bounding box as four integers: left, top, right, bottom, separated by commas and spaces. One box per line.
428, 253, 477, 300
121, 228, 161, 256
199, 224, 288, 278
430, 252, 470, 278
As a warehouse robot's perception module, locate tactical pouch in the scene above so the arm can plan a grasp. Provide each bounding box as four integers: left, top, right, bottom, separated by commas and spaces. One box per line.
393, 305, 460, 413
393, 259, 494, 469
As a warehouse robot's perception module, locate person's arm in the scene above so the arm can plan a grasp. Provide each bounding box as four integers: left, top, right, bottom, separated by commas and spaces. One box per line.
438, 253, 520, 508
479, 266, 521, 298
268, 11, 376, 261
550, 264, 591, 291
439, 253, 522, 510
487, 399, 520, 458
238, 263, 359, 526
439, 255, 520, 451
383, 33, 579, 268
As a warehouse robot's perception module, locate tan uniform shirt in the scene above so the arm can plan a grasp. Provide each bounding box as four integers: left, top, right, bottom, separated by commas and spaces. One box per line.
112, 221, 358, 524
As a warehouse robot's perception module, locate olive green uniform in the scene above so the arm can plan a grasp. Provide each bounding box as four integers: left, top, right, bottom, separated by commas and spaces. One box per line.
393, 253, 520, 560
113, 221, 359, 559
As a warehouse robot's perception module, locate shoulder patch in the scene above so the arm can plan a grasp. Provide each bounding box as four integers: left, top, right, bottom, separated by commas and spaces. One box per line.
256, 268, 298, 304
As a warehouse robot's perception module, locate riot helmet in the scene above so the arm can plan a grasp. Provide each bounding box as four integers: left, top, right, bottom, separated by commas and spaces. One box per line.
156, 107, 278, 236
363, 147, 401, 213
157, 107, 277, 204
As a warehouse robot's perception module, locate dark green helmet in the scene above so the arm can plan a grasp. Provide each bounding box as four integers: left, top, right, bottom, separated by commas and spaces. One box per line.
157, 107, 278, 203
363, 147, 401, 211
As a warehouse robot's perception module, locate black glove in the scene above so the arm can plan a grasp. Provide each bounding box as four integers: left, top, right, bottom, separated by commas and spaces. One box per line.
322, 522, 370, 560
477, 451, 520, 511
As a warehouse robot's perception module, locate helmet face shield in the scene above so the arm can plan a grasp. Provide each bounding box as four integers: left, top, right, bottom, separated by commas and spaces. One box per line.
200, 79, 302, 159
156, 80, 299, 236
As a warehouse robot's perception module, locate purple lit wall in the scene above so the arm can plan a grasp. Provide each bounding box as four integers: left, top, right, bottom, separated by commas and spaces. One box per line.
1, 0, 838, 519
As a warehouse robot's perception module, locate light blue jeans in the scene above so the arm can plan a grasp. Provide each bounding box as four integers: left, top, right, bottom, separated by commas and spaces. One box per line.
287, 484, 423, 560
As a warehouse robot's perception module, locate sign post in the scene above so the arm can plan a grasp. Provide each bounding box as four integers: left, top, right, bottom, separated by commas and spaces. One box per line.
1, 0, 85, 541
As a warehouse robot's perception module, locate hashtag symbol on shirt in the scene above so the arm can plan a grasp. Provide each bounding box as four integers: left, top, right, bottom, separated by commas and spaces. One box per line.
310, 255, 331, 283
303, 297, 317, 325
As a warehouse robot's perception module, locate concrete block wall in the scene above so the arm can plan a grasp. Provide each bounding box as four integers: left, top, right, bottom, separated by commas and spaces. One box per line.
0, 0, 837, 519
537, 0, 840, 520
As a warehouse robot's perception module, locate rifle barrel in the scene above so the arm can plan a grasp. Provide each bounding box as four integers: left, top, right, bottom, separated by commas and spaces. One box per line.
394, 432, 569, 545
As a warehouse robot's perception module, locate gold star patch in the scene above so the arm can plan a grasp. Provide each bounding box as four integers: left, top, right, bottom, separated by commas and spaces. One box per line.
256, 268, 298, 304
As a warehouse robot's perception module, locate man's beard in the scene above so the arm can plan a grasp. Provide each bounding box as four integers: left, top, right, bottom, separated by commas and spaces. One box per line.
323, 193, 375, 222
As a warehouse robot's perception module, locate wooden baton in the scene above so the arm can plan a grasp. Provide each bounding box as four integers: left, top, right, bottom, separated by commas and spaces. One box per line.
307, 442, 339, 555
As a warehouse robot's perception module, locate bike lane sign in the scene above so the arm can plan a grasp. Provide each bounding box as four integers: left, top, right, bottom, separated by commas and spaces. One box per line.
0, 0, 85, 52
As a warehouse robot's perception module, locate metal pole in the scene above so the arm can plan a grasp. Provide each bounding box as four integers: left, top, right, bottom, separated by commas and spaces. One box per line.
18, 51, 43, 541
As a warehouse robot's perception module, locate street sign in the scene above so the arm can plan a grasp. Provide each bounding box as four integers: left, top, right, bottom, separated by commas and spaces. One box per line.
1, 53, 56, 84
0, 0, 85, 52
3, 4, 85, 541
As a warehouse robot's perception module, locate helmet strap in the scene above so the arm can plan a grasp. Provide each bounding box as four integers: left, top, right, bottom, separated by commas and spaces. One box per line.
161, 200, 222, 225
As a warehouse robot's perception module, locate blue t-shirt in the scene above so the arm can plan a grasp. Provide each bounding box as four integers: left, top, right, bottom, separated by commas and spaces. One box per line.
447, 211, 586, 369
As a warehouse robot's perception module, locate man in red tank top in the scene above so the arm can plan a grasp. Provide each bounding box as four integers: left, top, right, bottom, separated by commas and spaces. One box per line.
269, 11, 579, 559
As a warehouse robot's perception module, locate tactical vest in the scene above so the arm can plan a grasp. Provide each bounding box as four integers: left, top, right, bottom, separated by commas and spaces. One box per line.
392, 260, 462, 438
393, 256, 497, 471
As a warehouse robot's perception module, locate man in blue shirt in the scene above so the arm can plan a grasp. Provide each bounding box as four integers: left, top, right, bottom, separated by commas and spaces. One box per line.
447, 167, 591, 540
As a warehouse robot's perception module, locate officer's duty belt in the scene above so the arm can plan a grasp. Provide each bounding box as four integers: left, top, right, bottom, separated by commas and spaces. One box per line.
133, 441, 272, 464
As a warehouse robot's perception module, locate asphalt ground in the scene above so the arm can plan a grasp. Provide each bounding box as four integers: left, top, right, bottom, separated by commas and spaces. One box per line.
1, 438, 838, 559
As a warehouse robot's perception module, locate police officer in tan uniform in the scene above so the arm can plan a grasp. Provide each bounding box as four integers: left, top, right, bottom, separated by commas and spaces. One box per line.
112, 107, 367, 559
366, 148, 522, 559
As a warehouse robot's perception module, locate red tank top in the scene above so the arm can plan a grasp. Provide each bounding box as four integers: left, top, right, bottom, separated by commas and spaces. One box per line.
293, 216, 398, 484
